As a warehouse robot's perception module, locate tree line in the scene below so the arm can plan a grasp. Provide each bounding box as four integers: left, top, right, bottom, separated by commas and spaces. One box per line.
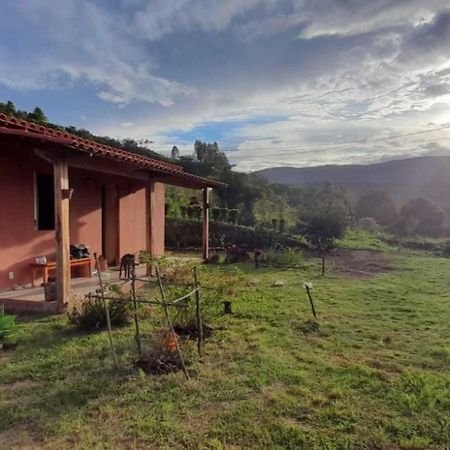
2, 100, 446, 242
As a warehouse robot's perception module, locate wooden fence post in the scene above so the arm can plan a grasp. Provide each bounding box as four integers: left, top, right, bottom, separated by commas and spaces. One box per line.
193, 266, 204, 357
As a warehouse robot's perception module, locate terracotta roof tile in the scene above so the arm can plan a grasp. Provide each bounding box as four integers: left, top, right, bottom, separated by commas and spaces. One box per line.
0, 113, 224, 189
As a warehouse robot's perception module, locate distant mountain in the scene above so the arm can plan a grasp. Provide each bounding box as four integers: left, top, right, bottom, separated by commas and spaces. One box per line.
253, 156, 450, 210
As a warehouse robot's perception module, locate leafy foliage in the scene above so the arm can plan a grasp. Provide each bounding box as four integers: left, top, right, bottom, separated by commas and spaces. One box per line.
303, 207, 347, 274
166, 219, 304, 249
0, 100, 167, 161
0, 314, 18, 347
356, 191, 399, 226
399, 197, 446, 235
264, 248, 304, 267
68, 297, 129, 332
303, 208, 347, 253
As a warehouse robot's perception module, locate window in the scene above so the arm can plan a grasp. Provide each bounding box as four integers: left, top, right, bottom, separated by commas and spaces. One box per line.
35, 173, 55, 230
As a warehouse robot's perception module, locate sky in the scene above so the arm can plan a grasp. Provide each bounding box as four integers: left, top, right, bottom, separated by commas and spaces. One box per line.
1, 0, 450, 172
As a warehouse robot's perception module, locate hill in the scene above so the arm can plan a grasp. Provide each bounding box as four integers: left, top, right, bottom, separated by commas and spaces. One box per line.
254, 156, 450, 210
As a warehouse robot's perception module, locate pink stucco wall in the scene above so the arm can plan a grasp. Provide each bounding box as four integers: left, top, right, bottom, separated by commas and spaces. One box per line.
0, 146, 166, 290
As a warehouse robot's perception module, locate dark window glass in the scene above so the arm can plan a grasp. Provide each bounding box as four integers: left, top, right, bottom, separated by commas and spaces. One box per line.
36, 174, 55, 230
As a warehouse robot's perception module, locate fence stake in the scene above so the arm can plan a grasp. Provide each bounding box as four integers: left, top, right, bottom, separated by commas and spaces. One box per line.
131, 265, 142, 357
94, 253, 118, 368
156, 265, 190, 380
193, 266, 204, 358
304, 283, 317, 319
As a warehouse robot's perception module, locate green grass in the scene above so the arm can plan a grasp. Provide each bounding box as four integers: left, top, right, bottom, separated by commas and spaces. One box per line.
337, 228, 395, 252
1, 248, 450, 449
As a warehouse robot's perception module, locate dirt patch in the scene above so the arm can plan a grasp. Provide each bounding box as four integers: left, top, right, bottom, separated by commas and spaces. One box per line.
0, 380, 36, 395
329, 249, 393, 279
136, 353, 188, 375
173, 324, 213, 339
0, 423, 45, 450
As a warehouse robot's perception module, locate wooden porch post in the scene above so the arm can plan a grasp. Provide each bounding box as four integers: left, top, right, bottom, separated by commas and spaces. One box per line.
54, 158, 71, 303
146, 179, 156, 275
202, 188, 210, 261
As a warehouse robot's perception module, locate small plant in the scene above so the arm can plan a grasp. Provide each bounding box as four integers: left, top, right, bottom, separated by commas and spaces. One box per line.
303, 207, 347, 275
68, 297, 129, 331
0, 314, 18, 349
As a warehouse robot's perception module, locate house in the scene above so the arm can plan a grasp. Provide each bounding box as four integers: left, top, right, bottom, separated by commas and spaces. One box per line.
0, 113, 223, 309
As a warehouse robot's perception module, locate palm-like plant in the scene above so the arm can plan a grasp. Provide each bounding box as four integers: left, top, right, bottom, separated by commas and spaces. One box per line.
0, 314, 18, 348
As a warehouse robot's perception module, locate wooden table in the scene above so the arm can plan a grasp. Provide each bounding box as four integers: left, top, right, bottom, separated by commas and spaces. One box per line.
30, 258, 92, 287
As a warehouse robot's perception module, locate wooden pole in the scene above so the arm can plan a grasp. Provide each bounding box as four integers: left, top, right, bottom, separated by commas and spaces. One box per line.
155, 265, 189, 380
305, 285, 317, 319
193, 266, 204, 357
131, 265, 142, 357
54, 158, 71, 303
94, 253, 118, 367
146, 179, 156, 276
202, 188, 210, 262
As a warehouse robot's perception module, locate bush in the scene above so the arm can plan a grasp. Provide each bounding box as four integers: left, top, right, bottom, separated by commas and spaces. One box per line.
0, 314, 18, 348
383, 235, 450, 253
358, 217, 380, 232
442, 241, 450, 257
264, 248, 303, 267
166, 219, 304, 249
69, 297, 129, 331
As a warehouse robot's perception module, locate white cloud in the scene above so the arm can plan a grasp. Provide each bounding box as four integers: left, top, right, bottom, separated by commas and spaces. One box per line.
0, 0, 193, 106
1, 0, 450, 171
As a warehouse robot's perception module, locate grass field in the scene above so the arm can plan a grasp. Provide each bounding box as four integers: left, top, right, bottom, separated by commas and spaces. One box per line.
1, 240, 450, 449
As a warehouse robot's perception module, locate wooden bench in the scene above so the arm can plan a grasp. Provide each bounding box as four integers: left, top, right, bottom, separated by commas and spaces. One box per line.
30, 258, 92, 287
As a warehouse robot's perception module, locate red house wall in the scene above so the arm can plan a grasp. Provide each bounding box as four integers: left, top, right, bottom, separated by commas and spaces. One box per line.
0, 147, 166, 291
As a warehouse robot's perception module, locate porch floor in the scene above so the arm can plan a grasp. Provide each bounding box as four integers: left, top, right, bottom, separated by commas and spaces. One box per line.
0, 265, 150, 302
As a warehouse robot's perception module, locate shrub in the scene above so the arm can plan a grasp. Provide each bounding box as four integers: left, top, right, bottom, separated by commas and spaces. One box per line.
0, 314, 18, 348
211, 207, 221, 222
442, 240, 450, 257
228, 209, 238, 224
265, 248, 303, 267
355, 191, 399, 226
69, 297, 129, 331
400, 197, 446, 236
302, 207, 347, 275
165, 219, 304, 249
358, 217, 380, 232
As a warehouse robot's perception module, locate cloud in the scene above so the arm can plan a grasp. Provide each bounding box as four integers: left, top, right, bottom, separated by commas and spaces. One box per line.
296, 0, 448, 38
0, 0, 193, 105
132, 0, 277, 40
1, 0, 450, 171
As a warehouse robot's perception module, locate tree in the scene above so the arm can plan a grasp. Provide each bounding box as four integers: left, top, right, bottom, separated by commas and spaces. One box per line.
356, 191, 398, 226
5, 101, 16, 115
303, 208, 347, 275
193, 140, 231, 175
171, 146, 180, 159
28, 107, 48, 123
400, 197, 446, 235
299, 182, 353, 224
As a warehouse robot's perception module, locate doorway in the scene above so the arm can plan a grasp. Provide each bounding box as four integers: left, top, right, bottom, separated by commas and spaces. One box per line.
101, 185, 119, 266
